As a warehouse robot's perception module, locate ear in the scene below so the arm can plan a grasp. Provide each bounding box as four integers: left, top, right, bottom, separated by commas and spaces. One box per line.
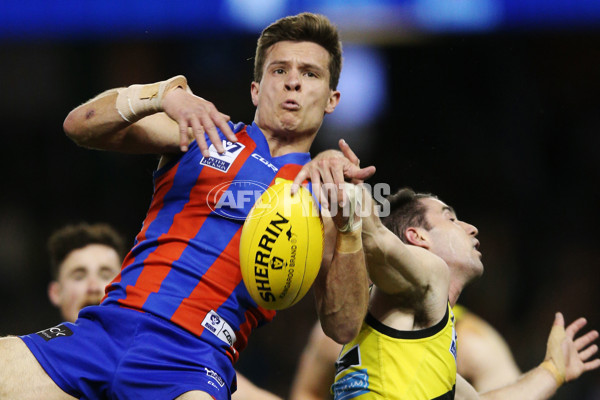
48, 281, 62, 307
404, 227, 431, 249
251, 81, 260, 106
324, 90, 341, 114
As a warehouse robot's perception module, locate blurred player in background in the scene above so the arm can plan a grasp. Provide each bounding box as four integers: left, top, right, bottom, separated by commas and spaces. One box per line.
46, 222, 125, 322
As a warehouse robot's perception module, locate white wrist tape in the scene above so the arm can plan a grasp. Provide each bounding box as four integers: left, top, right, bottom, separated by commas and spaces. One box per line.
337, 183, 363, 233
115, 75, 188, 123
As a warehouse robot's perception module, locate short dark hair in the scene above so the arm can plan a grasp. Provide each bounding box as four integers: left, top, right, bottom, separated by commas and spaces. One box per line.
47, 223, 126, 279
382, 188, 437, 243
254, 12, 343, 90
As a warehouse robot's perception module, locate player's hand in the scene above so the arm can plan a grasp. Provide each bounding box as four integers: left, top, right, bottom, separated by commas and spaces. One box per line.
541, 312, 600, 386
162, 87, 237, 156
291, 139, 375, 209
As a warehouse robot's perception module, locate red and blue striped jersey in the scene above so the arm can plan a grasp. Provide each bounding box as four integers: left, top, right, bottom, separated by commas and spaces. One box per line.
102, 122, 311, 363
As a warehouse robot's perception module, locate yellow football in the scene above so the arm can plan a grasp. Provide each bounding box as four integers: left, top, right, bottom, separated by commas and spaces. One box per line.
240, 178, 323, 310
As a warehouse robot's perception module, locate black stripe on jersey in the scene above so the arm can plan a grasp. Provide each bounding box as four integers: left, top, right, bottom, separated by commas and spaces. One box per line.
335, 345, 360, 375
365, 305, 449, 339
432, 385, 455, 400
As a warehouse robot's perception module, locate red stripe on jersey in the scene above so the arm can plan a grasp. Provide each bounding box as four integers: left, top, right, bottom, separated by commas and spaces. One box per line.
170, 228, 246, 358
120, 133, 256, 311
137, 159, 181, 243
103, 161, 181, 301
276, 163, 305, 183
234, 306, 277, 357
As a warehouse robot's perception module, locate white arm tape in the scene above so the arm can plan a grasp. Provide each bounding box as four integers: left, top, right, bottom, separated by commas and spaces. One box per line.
115, 75, 188, 123
337, 183, 363, 233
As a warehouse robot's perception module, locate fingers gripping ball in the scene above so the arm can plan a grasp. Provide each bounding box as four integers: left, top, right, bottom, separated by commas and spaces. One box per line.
240, 179, 323, 310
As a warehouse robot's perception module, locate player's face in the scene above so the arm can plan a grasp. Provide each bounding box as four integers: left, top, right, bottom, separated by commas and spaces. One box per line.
251, 41, 340, 143
48, 244, 121, 322
420, 198, 483, 280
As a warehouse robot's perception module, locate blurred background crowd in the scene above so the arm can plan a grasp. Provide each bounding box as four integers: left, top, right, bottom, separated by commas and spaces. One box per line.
0, 1, 599, 398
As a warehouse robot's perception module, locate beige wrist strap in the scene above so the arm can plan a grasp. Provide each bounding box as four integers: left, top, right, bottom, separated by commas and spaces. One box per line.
115, 75, 188, 123
541, 319, 567, 387
540, 360, 565, 387
335, 229, 362, 254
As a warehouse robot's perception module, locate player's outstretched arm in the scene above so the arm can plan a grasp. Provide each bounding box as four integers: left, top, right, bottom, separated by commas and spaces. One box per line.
456, 312, 600, 400
456, 310, 521, 392
315, 184, 369, 344
292, 140, 374, 343
63, 76, 236, 156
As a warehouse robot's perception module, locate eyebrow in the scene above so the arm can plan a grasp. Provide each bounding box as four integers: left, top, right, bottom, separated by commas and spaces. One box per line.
268, 60, 326, 74
441, 205, 457, 216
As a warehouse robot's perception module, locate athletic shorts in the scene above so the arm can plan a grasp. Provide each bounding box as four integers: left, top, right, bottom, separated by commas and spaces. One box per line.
21, 305, 236, 400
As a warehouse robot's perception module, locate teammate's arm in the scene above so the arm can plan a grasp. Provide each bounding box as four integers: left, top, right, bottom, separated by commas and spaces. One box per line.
455, 312, 599, 400
289, 322, 342, 400
63, 76, 236, 157
456, 311, 521, 392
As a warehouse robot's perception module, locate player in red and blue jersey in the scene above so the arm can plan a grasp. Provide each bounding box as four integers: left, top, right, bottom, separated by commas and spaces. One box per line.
0, 13, 374, 400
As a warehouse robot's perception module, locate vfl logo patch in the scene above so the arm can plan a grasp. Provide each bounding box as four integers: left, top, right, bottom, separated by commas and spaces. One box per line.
37, 324, 73, 342
201, 310, 237, 346
200, 140, 245, 172
331, 369, 369, 400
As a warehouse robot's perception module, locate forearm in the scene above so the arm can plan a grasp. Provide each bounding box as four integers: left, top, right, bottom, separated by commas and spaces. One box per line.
478, 365, 558, 400
314, 229, 369, 344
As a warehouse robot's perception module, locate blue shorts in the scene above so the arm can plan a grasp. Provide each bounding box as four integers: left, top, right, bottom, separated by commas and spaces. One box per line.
21, 306, 236, 400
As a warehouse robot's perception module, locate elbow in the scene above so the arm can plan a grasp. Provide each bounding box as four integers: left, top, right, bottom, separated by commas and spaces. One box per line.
323, 321, 361, 345
63, 110, 84, 145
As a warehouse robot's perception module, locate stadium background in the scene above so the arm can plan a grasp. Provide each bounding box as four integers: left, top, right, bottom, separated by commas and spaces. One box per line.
0, 1, 599, 398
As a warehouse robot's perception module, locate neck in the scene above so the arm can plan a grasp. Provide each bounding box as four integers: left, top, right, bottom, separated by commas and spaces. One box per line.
447, 277, 464, 308
257, 123, 317, 157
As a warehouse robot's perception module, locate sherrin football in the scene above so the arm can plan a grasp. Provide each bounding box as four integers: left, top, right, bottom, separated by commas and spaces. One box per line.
240, 178, 323, 310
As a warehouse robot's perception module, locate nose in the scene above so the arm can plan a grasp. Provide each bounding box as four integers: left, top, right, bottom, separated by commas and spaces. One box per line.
460, 221, 478, 236
87, 276, 102, 294
285, 70, 301, 91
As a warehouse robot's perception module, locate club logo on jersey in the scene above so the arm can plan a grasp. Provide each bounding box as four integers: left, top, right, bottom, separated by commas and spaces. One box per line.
200, 140, 246, 172
37, 324, 74, 342
449, 310, 457, 362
